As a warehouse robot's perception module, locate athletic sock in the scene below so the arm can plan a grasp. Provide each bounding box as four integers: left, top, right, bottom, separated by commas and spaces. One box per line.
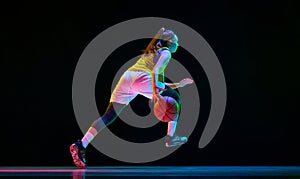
167, 121, 177, 137
81, 127, 98, 148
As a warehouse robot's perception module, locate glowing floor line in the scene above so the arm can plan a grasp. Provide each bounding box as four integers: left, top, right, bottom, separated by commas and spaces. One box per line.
0, 166, 300, 176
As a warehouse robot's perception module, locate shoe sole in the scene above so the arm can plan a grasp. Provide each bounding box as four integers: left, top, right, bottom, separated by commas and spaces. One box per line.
165, 141, 187, 147
70, 144, 86, 169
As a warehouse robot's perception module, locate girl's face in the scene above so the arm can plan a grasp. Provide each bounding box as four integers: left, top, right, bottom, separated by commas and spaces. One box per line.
168, 35, 179, 53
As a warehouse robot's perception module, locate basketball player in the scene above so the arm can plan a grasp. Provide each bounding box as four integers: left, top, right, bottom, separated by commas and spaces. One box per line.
70, 28, 194, 169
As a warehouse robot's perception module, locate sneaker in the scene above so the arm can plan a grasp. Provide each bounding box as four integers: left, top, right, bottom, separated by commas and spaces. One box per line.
70, 140, 86, 169
165, 135, 188, 147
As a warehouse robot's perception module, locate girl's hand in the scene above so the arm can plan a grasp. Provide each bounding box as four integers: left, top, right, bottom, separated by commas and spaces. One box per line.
179, 78, 194, 88
151, 86, 166, 103
151, 92, 164, 104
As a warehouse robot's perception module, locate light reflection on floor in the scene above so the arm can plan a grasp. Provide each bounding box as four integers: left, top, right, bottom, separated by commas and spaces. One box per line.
1, 166, 300, 178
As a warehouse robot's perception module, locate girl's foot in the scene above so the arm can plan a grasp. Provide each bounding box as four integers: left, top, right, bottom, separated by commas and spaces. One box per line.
165, 135, 188, 147
70, 140, 87, 169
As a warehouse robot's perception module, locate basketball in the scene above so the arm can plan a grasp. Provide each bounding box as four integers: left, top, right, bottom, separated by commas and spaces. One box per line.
153, 96, 179, 122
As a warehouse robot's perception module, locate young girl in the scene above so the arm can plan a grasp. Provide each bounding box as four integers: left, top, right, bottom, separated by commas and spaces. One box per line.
70, 28, 194, 169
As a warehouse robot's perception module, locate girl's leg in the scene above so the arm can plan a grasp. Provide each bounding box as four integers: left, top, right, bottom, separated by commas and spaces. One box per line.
167, 121, 177, 137
81, 102, 126, 148
70, 102, 126, 169
161, 86, 187, 147
161, 86, 182, 137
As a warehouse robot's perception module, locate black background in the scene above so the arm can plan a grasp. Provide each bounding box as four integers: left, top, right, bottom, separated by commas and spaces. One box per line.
1, 0, 299, 166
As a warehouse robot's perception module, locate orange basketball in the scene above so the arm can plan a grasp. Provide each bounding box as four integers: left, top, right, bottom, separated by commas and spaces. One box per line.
154, 96, 179, 122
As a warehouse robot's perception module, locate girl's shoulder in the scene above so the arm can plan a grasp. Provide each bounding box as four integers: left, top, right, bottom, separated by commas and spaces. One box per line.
157, 47, 171, 59
157, 47, 169, 54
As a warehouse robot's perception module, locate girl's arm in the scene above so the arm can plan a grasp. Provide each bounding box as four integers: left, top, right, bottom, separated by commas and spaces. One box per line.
151, 50, 171, 103
164, 78, 194, 89
164, 82, 181, 89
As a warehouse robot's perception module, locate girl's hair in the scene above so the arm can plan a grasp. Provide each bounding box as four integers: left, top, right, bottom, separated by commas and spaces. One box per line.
142, 27, 176, 56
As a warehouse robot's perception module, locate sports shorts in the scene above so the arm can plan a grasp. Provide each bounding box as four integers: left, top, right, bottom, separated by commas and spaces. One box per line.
109, 70, 165, 105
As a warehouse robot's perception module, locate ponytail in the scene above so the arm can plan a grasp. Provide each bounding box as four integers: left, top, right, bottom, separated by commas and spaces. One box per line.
142, 27, 165, 55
